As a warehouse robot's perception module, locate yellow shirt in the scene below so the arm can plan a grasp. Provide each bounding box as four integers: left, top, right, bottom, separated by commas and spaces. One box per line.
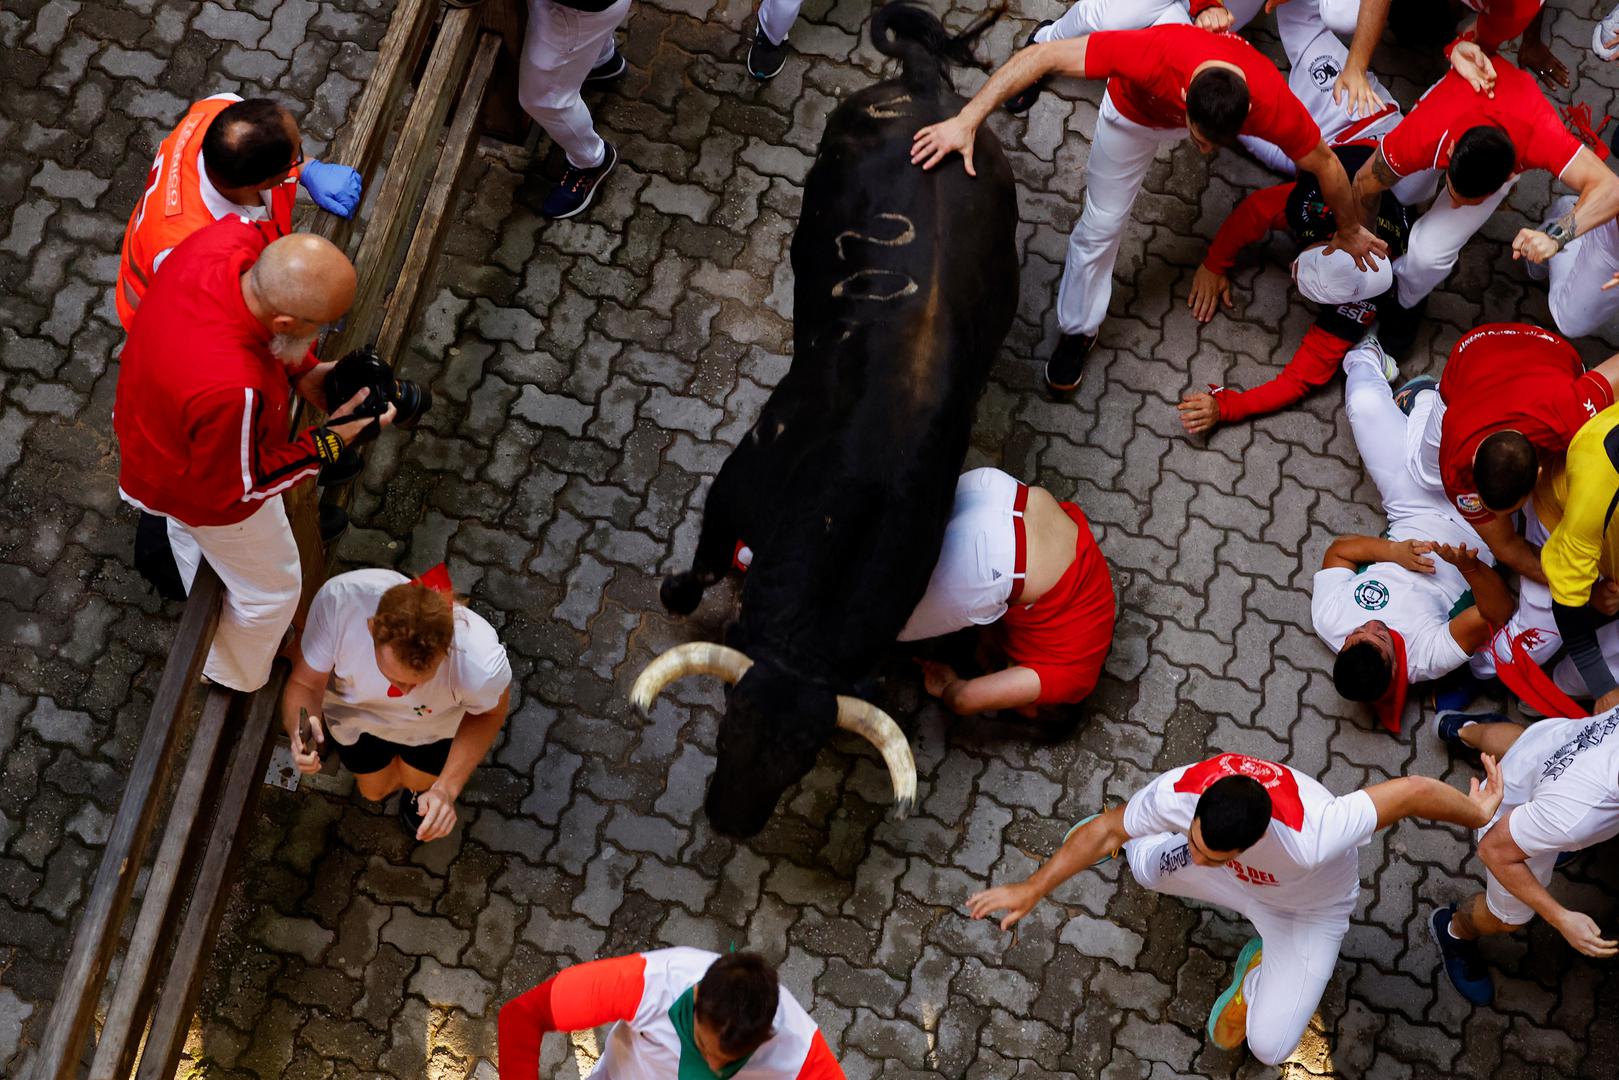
1541, 403, 1619, 608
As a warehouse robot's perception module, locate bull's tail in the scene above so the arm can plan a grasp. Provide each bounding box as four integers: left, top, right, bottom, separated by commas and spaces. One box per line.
870, 1, 1006, 93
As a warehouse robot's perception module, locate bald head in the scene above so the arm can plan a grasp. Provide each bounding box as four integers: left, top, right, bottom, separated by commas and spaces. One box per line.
249, 234, 356, 326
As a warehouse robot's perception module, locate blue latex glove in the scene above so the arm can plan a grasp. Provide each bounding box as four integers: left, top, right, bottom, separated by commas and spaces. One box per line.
300, 158, 363, 218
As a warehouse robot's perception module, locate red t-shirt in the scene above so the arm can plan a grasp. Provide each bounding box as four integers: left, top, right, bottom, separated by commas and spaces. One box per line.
115, 217, 324, 527
1084, 26, 1321, 161
1438, 323, 1613, 523
1379, 58, 1580, 180
996, 503, 1117, 705
1459, 0, 1543, 54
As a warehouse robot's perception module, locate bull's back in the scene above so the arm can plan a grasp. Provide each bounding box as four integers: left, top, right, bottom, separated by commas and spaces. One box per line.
739, 77, 1019, 678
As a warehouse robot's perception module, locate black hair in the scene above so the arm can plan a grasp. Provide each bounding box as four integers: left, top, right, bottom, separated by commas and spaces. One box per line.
1186, 68, 1250, 147
1475, 430, 1538, 511
202, 98, 296, 188
1387, 0, 1460, 49
695, 953, 779, 1057
1333, 639, 1392, 702
1193, 775, 1271, 853
1447, 126, 1516, 199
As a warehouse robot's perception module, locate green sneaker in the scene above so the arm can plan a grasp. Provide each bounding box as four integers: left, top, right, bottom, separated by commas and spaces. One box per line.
1063, 812, 1120, 864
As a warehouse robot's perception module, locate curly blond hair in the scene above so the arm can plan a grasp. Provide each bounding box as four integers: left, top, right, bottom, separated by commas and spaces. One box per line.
371, 583, 454, 672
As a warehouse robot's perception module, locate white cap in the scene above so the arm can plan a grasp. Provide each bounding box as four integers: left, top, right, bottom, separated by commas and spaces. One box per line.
1291, 245, 1392, 306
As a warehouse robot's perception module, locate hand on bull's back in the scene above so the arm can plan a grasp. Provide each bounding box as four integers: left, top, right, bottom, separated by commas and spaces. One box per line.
910, 115, 979, 176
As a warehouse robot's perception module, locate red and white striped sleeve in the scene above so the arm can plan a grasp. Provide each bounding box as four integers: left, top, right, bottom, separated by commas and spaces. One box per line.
497, 953, 649, 1080
186, 386, 325, 507
794, 1030, 847, 1080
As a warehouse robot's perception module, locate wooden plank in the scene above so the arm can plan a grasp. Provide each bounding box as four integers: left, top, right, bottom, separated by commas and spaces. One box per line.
325, 3, 484, 362
375, 33, 502, 361
31, 567, 224, 1080
296, 0, 440, 248
133, 674, 284, 1080
86, 686, 234, 1080
474, 0, 531, 145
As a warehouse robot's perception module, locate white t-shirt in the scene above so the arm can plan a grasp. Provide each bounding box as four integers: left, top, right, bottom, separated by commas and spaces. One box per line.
1124, 754, 1379, 917
1310, 509, 1487, 682
1482, 711, 1619, 858
301, 569, 511, 746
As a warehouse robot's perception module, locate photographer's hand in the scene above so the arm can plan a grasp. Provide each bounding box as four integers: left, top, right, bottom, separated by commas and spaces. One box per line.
325, 389, 397, 447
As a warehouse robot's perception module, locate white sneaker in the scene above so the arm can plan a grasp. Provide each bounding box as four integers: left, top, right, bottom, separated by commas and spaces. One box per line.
1595, 2, 1619, 61
1347, 335, 1398, 381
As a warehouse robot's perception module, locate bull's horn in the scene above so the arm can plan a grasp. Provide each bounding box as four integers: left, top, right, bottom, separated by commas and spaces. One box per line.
631, 642, 753, 714
834, 697, 917, 819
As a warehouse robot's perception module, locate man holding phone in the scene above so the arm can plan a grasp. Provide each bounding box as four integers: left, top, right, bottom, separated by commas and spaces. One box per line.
282, 566, 512, 842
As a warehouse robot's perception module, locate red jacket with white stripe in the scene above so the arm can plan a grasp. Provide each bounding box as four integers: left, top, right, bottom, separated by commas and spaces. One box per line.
115, 217, 323, 527
497, 948, 844, 1080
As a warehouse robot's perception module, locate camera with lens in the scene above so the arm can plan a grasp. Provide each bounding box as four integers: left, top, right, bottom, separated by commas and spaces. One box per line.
323, 346, 433, 431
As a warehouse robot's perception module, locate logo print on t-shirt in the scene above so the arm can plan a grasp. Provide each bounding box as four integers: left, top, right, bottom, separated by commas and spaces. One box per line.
1227, 860, 1279, 886
1310, 56, 1340, 88
1541, 713, 1619, 781
1457, 493, 1484, 514
412, 704, 433, 717
1354, 580, 1390, 611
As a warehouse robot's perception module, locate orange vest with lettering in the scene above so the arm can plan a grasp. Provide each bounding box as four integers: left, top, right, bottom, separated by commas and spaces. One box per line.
116, 95, 300, 331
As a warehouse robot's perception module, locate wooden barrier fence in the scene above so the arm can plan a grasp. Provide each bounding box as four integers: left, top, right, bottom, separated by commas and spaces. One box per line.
29, 1, 528, 1076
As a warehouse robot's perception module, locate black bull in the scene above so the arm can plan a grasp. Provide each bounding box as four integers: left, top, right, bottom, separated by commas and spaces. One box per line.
635, 3, 1019, 839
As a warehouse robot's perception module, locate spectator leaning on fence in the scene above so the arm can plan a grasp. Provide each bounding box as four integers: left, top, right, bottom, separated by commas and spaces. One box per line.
283, 567, 512, 842
116, 93, 363, 333
113, 218, 392, 693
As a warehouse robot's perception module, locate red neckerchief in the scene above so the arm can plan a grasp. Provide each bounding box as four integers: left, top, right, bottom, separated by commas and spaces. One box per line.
1173, 753, 1305, 831
1372, 630, 1409, 734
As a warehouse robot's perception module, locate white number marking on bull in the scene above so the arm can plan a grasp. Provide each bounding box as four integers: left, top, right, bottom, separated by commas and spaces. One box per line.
830, 270, 919, 301
865, 94, 912, 119
834, 212, 916, 262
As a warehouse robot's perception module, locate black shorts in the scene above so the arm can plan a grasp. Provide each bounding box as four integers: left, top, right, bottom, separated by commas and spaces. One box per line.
333, 732, 454, 777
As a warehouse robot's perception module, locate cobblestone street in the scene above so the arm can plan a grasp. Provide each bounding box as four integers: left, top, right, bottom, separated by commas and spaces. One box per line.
6, 0, 1619, 1076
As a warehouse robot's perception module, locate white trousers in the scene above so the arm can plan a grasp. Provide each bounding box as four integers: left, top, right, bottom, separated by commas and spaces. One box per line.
1057, 91, 1184, 336
1240, 0, 1400, 174
1548, 220, 1619, 339
519, 0, 630, 169
1035, 0, 1268, 40
1126, 832, 1350, 1066
167, 497, 302, 693
757, 0, 798, 45
1344, 343, 1472, 526
1393, 172, 1517, 307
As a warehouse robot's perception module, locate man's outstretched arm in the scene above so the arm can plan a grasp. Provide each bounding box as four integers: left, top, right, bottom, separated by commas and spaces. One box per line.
911, 39, 1091, 174
1362, 754, 1502, 830
965, 805, 1129, 929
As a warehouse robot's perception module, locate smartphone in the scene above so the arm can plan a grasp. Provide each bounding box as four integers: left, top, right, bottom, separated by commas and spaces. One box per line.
298, 707, 322, 758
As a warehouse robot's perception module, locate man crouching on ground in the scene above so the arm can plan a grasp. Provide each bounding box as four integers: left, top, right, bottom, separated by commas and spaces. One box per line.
282, 566, 511, 841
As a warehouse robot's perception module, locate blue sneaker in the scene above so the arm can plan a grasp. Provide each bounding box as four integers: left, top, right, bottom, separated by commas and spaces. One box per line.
1434, 670, 1487, 713
1393, 374, 1438, 415
1207, 936, 1263, 1050
541, 142, 618, 220
1430, 904, 1494, 1005
1436, 711, 1504, 748
1063, 812, 1119, 864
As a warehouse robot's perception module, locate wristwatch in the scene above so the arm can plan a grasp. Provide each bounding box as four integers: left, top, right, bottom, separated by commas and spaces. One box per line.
1546, 219, 1576, 251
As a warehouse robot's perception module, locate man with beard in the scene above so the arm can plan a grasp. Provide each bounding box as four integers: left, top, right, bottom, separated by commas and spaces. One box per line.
114, 218, 393, 692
